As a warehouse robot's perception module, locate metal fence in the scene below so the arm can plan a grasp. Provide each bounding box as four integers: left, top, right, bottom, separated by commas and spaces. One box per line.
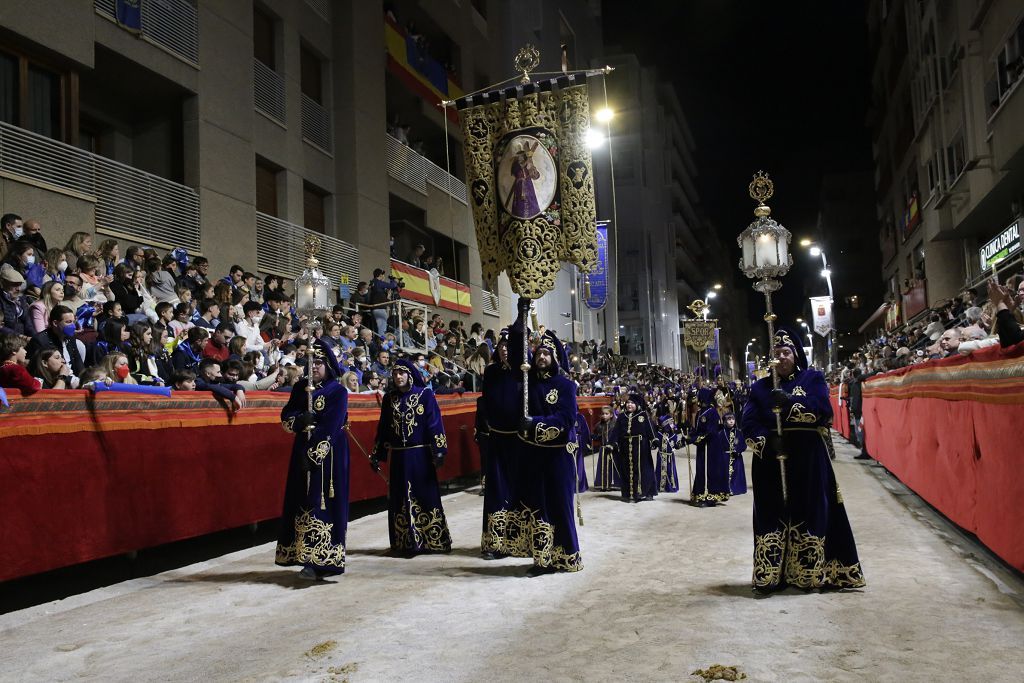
385, 134, 467, 204
0, 121, 201, 252
95, 0, 199, 66
254, 59, 286, 125
256, 212, 359, 288
301, 94, 331, 153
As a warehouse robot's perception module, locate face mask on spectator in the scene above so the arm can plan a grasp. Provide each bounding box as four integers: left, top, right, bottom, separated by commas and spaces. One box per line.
13, 226, 23, 239
58, 260, 68, 272
417, 359, 427, 367
64, 283, 77, 297
116, 365, 130, 380
25, 255, 35, 265
62, 323, 77, 337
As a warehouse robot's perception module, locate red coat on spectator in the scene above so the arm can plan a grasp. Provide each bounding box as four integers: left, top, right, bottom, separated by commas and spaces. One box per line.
0, 361, 42, 394
202, 338, 231, 362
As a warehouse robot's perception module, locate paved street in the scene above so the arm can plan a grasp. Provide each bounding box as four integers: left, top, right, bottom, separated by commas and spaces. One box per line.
2, 437, 1023, 682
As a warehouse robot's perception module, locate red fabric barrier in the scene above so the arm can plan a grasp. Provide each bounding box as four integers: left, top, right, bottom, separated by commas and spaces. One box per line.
862, 342, 1024, 571
828, 387, 852, 440
0, 390, 610, 582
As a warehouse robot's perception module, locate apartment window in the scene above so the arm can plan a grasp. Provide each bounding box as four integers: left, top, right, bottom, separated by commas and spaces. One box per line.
945, 132, 965, 185
253, 7, 276, 69
27, 66, 60, 138
255, 158, 279, 217
559, 14, 576, 73
926, 151, 940, 195
0, 53, 16, 124
993, 17, 1024, 104
940, 38, 962, 89
303, 182, 327, 233
0, 49, 70, 142
300, 44, 323, 103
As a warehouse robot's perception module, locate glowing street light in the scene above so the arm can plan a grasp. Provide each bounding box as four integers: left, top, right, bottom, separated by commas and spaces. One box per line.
595, 107, 615, 123
809, 245, 822, 257
586, 128, 606, 148
713, 283, 723, 290
821, 268, 832, 279
799, 238, 812, 247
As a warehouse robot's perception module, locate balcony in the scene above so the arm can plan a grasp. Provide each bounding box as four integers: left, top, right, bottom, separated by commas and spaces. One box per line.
256, 212, 359, 288
254, 59, 286, 126
385, 134, 467, 204
0, 121, 200, 251
95, 0, 199, 67
301, 94, 331, 154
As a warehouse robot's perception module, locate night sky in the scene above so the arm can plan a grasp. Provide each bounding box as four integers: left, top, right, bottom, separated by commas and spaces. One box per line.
602, 0, 875, 321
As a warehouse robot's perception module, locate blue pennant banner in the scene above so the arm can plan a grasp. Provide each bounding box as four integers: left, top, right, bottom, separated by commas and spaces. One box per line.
584, 221, 609, 311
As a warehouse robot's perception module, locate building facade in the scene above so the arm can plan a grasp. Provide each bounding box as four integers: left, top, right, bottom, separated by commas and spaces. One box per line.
0, 0, 608, 337
867, 0, 1024, 329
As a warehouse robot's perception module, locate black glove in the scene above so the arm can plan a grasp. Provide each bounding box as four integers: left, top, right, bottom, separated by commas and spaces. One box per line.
651, 439, 661, 449
767, 433, 784, 455
294, 412, 317, 432
433, 450, 446, 468
520, 416, 537, 441
770, 389, 791, 409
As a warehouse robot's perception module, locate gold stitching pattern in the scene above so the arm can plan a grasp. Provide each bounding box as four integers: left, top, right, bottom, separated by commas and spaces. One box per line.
746, 436, 766, 458
535, 423, 561, 443
786, 403, 818, 423
313, 394, 326, 411
393, 482, 452, 552
434, 433, 447, 450
545, 388, 559, 404
481, 506, 582, 571
275, 510, 345, 568
307, 439, 331, 466
754, 524, 865, 590
792, 386, 807, 396
281, 416, 296, 433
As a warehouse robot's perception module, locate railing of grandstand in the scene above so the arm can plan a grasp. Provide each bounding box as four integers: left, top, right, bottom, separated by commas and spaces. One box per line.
256, 211, 358, 289
254, 59, 286, 125
301, 94, 332, 153
385, 134, 467, 204
304, 0, 330, 21
965, 252, 1024, 291
94, 0, 199, 67
0, 121, 201, 252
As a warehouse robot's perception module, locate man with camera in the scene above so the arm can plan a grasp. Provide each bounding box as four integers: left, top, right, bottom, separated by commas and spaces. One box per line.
368, 268, 402, 337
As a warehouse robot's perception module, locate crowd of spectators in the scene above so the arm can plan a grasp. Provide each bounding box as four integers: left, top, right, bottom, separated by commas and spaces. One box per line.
831, 271, 1024, 458
0, 213, 634, 408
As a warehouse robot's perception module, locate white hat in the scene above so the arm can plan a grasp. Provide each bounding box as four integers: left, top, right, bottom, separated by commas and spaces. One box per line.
0, 263, 24, 285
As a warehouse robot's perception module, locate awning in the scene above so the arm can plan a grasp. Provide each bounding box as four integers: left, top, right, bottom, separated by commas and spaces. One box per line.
858, 303, 891, 334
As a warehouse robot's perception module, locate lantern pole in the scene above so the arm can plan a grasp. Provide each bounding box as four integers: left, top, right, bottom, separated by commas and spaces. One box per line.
295, 234, 330, 424
737, 172, 793, 505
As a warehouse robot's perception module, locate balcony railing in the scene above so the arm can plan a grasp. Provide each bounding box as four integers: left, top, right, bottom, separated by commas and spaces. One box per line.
0, 121, 200, 251
95, 0, 199, 66
301, 94, 331, 153
256, 212, 359, 289
385, 134, 466, 204
254, 59, 286, 125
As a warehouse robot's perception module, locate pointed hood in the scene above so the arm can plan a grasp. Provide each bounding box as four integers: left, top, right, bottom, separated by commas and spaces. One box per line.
772, 326, 808, 372
308, 338, 341, 379
392, 358, 426, 388
535, 329, 569, 374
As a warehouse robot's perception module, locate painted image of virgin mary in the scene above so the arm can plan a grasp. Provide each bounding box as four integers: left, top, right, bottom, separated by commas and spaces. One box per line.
504, 141, 542, 218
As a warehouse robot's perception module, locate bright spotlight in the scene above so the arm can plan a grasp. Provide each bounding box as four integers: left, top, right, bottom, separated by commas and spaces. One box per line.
821, 268, 832, 278
799, 238, 812, 247
595, 107, 614, 123
706, 291, 717, 299
713, 283, 723, 290
809, 246, 822, 257
586, 129, 605, 148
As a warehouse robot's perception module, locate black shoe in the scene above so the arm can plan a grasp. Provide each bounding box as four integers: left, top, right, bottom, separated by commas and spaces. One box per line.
854, 453, 872, 460
642, 495, 654, 501
481, 551, 507, 561
526, 565, 557, 578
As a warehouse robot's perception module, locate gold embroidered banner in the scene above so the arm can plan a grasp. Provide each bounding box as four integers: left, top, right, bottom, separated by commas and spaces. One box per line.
684, 319, 717, 351
456, 74, 597, 298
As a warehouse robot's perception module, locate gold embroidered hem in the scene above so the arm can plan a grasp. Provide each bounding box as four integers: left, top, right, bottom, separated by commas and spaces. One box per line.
481, 506, 583, 571
693, 491, 730, 504
392, 484, 452, 552
275, 509, 346, 569
753, 524, 865, 590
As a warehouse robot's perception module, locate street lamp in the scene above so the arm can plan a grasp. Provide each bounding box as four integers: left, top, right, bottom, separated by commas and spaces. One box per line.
803, 240, 835, 368
737, 171, 792, 504
799, 320, 813, 367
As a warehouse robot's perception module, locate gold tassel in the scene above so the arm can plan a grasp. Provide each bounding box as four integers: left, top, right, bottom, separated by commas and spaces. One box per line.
329, 448, 335, 498
576, 496, 584, 526
583, 275, 591, 299
320, 463, 327, 510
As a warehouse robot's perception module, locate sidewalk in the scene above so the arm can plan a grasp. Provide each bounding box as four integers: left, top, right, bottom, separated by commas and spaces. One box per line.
2, 438, 1023, 682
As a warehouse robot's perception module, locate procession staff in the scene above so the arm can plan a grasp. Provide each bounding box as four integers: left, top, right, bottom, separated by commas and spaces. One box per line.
276, 339, 349, 580
741, 328, 865, 593
370, 359, 452, 556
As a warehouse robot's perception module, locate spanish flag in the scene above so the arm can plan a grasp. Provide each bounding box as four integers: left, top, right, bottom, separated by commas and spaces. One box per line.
391, 260, 471, 314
